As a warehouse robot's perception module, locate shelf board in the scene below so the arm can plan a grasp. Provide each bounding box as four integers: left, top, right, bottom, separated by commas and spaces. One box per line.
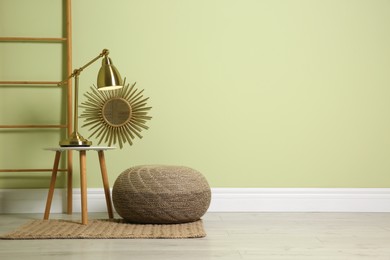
0, 81, 61, 86
0, 169, 68, 173
0, 37, 67, 43
0, 125, 68, 129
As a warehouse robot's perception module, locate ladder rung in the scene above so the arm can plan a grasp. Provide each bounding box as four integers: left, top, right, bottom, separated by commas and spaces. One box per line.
0, 169, 68, 173
0, 125, 68, 129
0, 81, 60, 85
0, 37, 67, 42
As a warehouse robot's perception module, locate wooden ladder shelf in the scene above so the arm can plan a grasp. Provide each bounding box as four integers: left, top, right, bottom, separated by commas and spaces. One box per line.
0, 0, 74, 213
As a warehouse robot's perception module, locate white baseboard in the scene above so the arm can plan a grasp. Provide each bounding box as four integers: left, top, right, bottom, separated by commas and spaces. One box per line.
1, 188, 390, 214
0, 189, 65, 214
209, 188, 390, 212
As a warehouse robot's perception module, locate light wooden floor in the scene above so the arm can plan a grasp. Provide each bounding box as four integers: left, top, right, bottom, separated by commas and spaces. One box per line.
1, 212, 390, 259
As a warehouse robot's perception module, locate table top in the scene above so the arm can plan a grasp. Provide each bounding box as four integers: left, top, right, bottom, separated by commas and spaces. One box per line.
44, 146, 116, 152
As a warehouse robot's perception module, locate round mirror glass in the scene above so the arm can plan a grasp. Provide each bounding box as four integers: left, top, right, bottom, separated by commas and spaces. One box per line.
102, 98, 132, 127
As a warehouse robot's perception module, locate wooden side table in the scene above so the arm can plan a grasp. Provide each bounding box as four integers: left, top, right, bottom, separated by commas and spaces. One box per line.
43, 146, 115, 225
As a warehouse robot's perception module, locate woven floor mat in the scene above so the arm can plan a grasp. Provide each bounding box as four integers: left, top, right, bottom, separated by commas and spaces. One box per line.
0, 219, 206, 239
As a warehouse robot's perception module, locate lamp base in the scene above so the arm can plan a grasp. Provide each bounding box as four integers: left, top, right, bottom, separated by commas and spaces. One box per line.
59, 131, 92, 147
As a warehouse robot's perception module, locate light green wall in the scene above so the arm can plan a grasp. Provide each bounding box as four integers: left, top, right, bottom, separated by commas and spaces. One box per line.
1, 0, 390, 188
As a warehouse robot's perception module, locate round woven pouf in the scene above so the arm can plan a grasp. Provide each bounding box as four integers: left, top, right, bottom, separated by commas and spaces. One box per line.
112, 165, 211, 224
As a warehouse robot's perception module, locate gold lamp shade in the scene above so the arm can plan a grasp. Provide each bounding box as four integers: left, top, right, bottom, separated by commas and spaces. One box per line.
97, 57, 123, 91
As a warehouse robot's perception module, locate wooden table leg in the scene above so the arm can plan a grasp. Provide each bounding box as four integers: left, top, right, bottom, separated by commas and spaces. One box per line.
79, 150, 88, 225
67, 150, 73, 215
98, 150, 114, 219
44, 151, 62, 220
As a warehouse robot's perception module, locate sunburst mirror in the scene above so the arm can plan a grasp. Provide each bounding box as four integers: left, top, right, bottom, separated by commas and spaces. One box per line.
80, 79, 152, 148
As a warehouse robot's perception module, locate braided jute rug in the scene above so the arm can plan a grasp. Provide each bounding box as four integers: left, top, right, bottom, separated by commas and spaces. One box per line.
0, 219, 206, 240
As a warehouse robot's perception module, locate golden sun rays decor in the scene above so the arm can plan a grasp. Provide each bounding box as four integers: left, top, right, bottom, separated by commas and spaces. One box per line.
80, 79, 152, 148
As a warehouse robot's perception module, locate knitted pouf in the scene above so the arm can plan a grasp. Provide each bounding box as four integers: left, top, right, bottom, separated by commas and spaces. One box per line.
112, 165, 211, 224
